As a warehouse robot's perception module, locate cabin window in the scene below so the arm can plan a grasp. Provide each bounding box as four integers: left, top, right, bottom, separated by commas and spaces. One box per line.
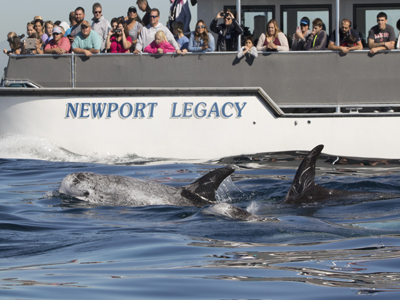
280, 5, 332, 43
354, 4, 400, 46
224, 5, 275, 40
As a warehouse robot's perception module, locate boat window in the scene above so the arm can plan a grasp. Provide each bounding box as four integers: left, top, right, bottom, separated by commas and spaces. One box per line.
280, 5, 332, 39
354, 4, 400, 46
224, 5, 275, 40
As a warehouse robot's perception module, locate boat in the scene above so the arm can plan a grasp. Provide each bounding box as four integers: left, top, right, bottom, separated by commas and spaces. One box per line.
1, 0, 400, 160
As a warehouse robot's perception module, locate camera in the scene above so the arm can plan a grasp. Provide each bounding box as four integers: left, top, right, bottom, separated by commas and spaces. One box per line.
113, 29, 121, 34
8, 34, 25, 50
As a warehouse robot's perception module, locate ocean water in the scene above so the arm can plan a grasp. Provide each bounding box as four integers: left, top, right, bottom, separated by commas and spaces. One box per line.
1, 134, 400, 299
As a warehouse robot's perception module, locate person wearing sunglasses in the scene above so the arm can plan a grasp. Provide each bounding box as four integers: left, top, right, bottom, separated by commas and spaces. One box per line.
44, 27, 71, 54
210, 9, 243, 51
126, 6, 143, 52
134, 8, 180, 54
3, 32, 21, 55
291, 17, 312, 51
91, 2, 111, 53
188, 20, 214, 52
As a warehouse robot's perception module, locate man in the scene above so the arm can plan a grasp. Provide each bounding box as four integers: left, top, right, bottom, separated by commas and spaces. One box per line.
168, 0, 191, 33
44, 27, 71, 54
134, 8, 181, 54
91, 2, 111, 52
68, 7, 86, 44
368, 12, 396, 55
137, 0, 151, 27
210, 10, 243, 51
328, 19, 363, 54
305, 18, 327, 50
64, 11, 77, 37
72, 20, 101, 57
291, 17, 312, 51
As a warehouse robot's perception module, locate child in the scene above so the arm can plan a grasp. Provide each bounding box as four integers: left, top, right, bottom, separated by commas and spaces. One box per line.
305, 18, 327, 50
237, 36, 258, 58
173, 21, 189, 54
341, 34, 357, 47
144, 30, 176, 54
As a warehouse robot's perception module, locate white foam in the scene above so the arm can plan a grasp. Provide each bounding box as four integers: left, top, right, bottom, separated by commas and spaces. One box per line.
0, 133, 150, 164
216, 176, 244, 203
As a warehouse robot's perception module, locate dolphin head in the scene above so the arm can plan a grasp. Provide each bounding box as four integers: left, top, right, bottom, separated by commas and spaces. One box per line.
58, 172, 96, 201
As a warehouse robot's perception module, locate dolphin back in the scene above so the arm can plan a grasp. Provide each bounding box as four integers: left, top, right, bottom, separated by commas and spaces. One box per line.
181, 166, 235, 207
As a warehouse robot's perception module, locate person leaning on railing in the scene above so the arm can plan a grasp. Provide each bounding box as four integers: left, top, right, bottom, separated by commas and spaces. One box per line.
172, 21, 189, 54
72, 20, 101, 57
328, 19, 363, 54
188, 20, 215, 52
237, 36, 257, 59
256, 19, 289, 52
144, 30, 177, 54
44, 27, 71, 54
21, 32, 43, 55
304, 18, 327, 51
368, 12, 396, 55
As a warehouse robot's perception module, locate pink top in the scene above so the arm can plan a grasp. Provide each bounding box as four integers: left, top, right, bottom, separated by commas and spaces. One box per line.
44, 37, 71, 53
110, 36, 132, 53
144, 40, 176, 54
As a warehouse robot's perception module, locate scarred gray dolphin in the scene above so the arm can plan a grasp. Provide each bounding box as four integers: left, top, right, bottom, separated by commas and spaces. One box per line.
281, 145, 396, 205
59, 167, 235, 207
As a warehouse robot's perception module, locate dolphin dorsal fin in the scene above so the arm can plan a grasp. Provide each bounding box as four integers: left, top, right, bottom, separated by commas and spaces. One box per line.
283, 145, 324, 204
183, 166, 235, 202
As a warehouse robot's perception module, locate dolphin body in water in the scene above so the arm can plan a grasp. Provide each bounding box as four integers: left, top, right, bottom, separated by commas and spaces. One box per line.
281, 144, 396, 206
58, 144, 397, 220
58, 167, 265, 221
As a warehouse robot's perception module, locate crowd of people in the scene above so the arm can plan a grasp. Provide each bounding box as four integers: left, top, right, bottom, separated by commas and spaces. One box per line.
3, 1, 400, 59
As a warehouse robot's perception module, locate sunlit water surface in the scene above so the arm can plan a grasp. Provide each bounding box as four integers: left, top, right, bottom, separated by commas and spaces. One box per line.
1, 134, 400, 299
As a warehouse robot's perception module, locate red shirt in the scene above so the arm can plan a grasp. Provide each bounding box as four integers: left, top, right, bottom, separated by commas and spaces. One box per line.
44, 37, 71, 53
110, 36, 132, 53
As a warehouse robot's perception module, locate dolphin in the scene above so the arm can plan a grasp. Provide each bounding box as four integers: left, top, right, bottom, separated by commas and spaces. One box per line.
58, 167, 235, 208
281, 144, 396, 205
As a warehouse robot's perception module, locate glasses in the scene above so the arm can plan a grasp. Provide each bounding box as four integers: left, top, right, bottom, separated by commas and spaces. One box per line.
94, 11, 102, 14
53, 33, 61, 36
149, 15, 158, 19
300, 24, 307, 27
81, 26, 89, 30
225, 18, 232, 20
197, 25, 205, 29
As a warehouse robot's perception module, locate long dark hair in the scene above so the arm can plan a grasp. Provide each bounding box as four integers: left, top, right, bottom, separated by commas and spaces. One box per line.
195, 20, 209, 45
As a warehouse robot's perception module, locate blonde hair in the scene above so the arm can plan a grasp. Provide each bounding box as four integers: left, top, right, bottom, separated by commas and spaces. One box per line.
155, 30, 167, 42
266, 19, 281, 38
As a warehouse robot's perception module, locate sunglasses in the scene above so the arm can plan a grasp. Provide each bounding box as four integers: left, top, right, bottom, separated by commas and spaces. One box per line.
197, 25, 205, 29
81, 26, 89, 29
94, 11, 102, 14
53, 33, 61, 35
225, 18, 232, 20
300, 24, 308, 27
149, 15, 158, 19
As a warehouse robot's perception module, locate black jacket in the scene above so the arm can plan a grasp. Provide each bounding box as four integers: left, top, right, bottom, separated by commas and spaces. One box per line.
210, 18, 243, 51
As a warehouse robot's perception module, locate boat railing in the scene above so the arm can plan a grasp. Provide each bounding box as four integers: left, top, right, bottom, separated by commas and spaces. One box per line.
2, 50, 400, 115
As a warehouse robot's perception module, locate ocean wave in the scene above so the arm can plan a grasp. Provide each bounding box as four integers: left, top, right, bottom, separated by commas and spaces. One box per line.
0, 133, 153, 165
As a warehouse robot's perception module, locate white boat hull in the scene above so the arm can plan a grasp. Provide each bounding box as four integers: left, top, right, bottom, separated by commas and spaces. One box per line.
1, 92, 400, 160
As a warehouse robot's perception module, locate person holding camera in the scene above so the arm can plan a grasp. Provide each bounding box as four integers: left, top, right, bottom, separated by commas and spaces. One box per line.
106, 21, 132, 53
210, 9, 243, 51
3, 32, 22, 55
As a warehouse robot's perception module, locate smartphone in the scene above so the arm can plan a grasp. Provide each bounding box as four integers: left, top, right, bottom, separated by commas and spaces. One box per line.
25, 38, 37, 49
296, 27, 301, 33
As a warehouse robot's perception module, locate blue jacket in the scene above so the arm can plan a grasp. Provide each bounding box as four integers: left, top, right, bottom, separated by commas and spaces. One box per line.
188, 32, 215, 52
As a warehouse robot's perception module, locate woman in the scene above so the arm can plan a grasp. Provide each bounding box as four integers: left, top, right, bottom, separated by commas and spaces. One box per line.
188, 20, 214, 52
126, 6, 143, 52
256, 19, 289, 52
106, 21, 132, 53
34, 19, 47, 44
